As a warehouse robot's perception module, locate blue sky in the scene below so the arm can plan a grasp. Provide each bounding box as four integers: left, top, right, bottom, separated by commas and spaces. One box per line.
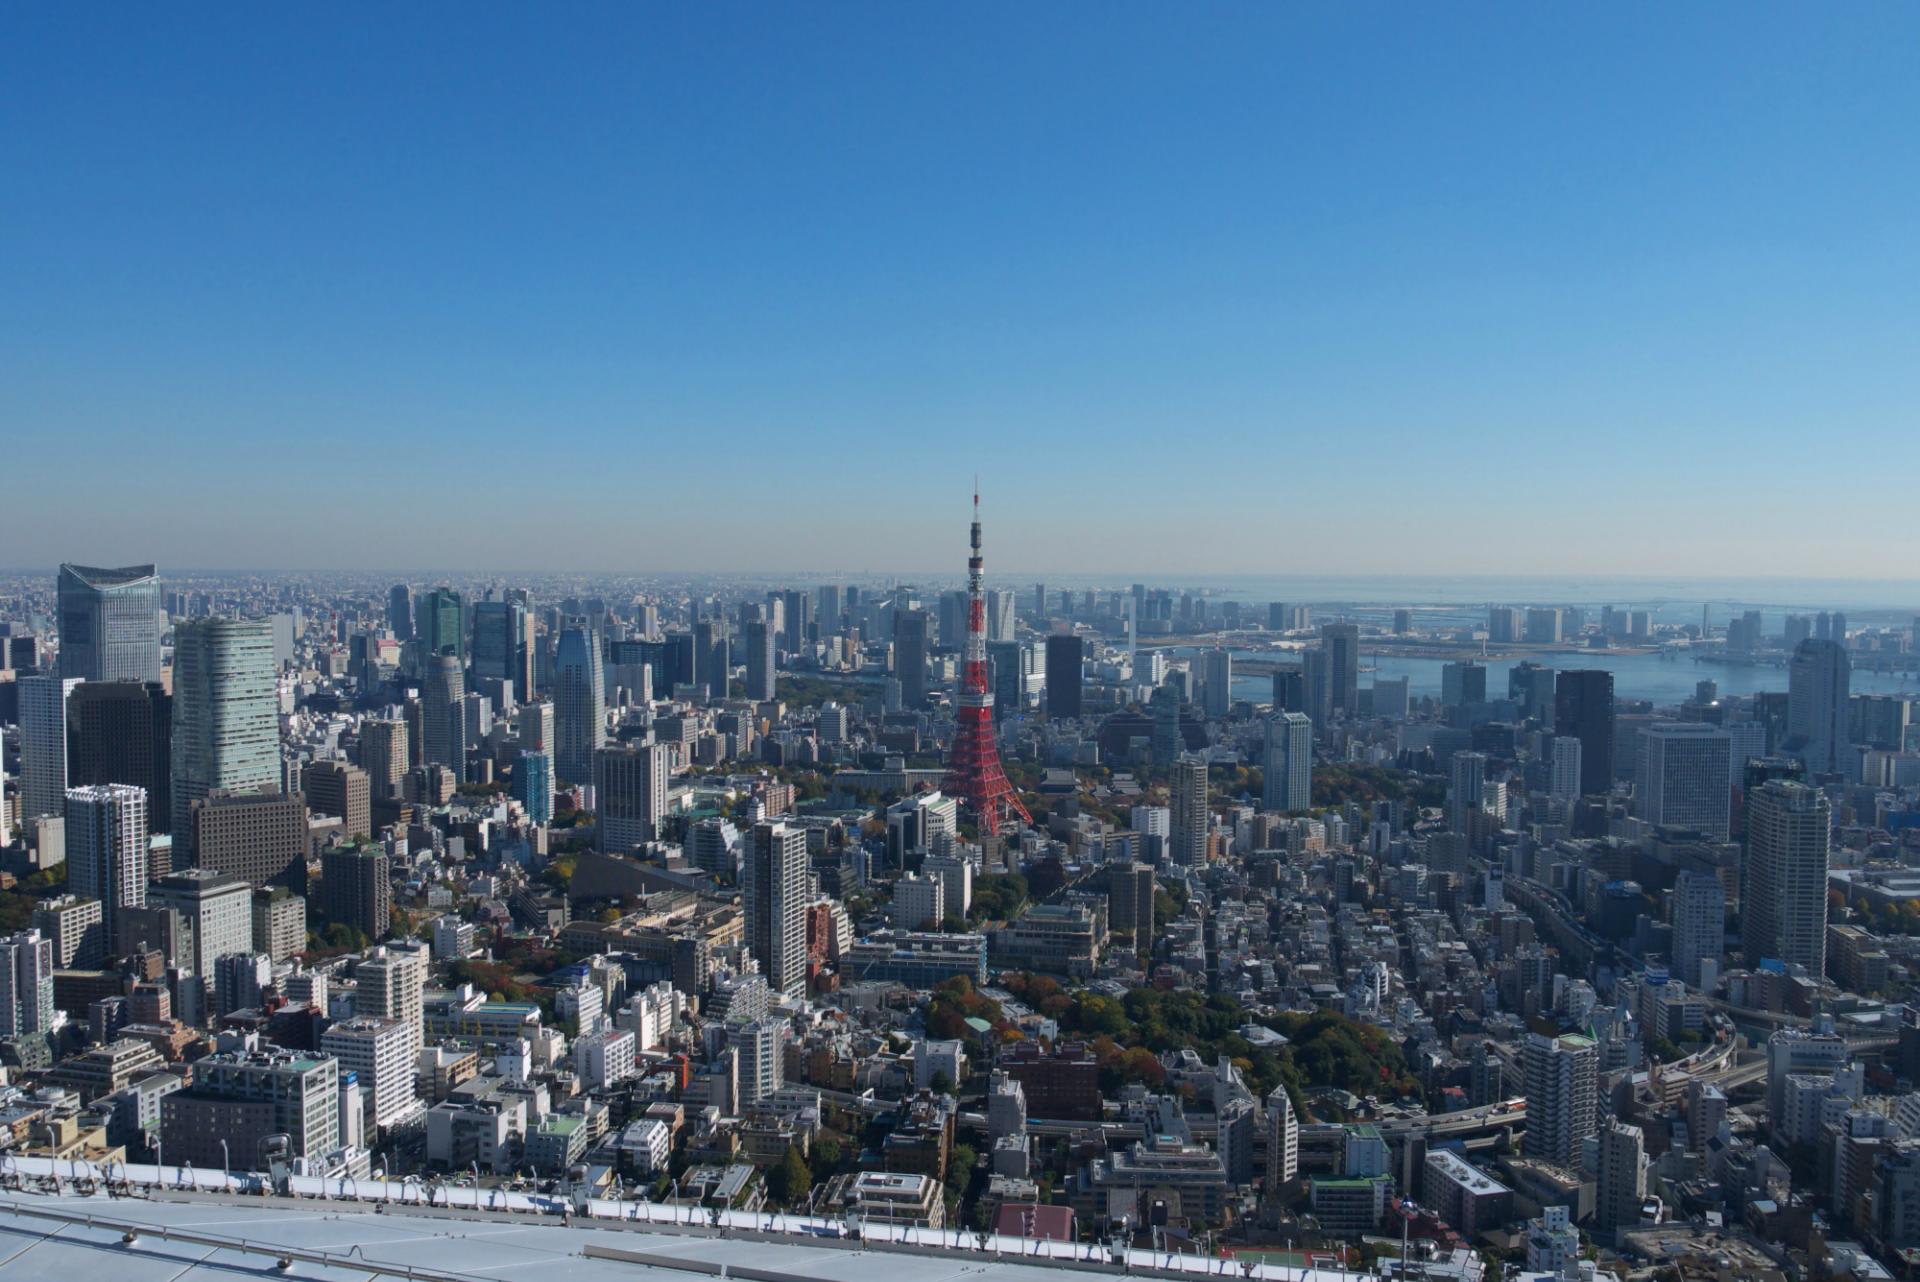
5, 5, 1918, 576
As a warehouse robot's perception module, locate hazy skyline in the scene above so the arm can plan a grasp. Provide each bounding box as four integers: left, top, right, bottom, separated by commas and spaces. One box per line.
7, 6, 1919, 575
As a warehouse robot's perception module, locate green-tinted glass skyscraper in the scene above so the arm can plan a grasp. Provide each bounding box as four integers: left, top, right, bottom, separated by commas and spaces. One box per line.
170, 618, 280, 860
419, 587, 465, 662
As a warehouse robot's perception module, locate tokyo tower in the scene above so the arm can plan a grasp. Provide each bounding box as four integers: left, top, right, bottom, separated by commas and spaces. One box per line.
942, 488, 1032, 835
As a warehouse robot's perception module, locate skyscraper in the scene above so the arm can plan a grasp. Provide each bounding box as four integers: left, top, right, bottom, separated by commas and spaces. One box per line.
65, 783, 149, 950
1596, 1119, 1648, 1235
1448, 751, 1487, 834
386, 584, 414, 642
1044, 633, 1084, 719
893, 610, 929, 708
552, 626, 605, 786
1320, 623, 1360, 719
1170, 756, 1209, 866
1262, 712, 1312, 813
192, 788, 309, 890
1744, 779, 1831, 973
170, 618, 279, 860
1635, 723, 1732, 840
1200, 647, 1233, 718
1787, 638, 1851, 776
422, 653, 468, 784
56, 563, 162, 684
1522, 1030, 1597, 1169
1441, 660, 1488, 709
321, 846, 391, 942
1549, 736, 1583, 803
19, 675, 82, 822
302, 760, 371, 840
744, 619, 776, 702
0, 930, 56, 1040
356, 718, 409, 801
1554, 670, 1615, 797
512, 749, 553, 825
418, 587, 464, 662
694, 618, 729, 702
66, 681, 172, 834
594, 743, 668, 853
745, 821, 809, 1001
472, 598, 534, 700
1671, 868, 1725, 989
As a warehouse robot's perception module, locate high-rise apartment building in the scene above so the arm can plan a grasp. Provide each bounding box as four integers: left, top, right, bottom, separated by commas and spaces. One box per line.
56, 563, 162, 683
1744, 779, 1831, 973
171, 618, 279, 860
745, 821, 808, 1001
1549, 736, 1583, 803
322, 1015, 419, 1131
594, 743, 668, 853
1635, 723, 1732, 840
64, 783, 149, 951
1262, 712, 1313, 813
1554, 670, 1615, 797
1523, 1031, 1598, 1169
356, 718, 409, 801
1170, 757, 1209, 866
1596, 1119, 1647, 1235
355, 945, 428, 1058
552, 627, 605, 786
744, 619, 776, 702
0, 930, 56, 1040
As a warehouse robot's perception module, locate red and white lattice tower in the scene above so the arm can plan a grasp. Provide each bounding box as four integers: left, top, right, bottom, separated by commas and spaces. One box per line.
942, 487, 1032, 835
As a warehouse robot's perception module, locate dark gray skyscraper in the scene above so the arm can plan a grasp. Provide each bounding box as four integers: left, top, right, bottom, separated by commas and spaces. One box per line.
1554, 669, 1615, 797
893, 610, 929, 708
57, 563, 162, 683
693, 619, 728, 702
1786, 638, 1850, 776
1045, 633, 1084, 718
67, 681, 172, 834
387, 584, 414, 642
553, 626, 605, 785
1320, 623, 1360, 718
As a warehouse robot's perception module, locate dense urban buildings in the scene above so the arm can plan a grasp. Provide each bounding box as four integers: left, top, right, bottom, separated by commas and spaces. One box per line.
0, 537, 1916, 1277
